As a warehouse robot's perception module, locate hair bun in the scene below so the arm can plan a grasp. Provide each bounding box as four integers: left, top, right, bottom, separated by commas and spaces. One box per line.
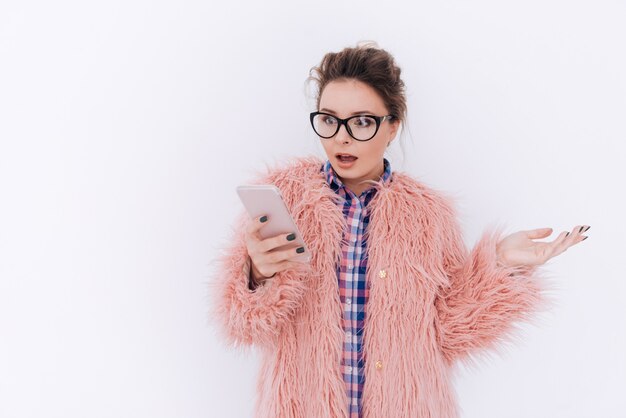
355, 40, 381, 50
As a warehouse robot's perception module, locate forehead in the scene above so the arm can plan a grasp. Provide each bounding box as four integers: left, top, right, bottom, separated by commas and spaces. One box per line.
319, 79, 386, 114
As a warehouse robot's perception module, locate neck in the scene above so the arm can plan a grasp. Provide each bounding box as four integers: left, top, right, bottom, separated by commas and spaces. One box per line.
340, 160, 385, 196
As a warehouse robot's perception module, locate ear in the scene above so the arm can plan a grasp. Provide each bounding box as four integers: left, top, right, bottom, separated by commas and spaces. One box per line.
388, 119, 400, 141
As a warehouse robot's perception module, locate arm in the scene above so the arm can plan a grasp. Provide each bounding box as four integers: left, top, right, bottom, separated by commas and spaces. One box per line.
208, 210, 308, 350
432, 194, 554, 367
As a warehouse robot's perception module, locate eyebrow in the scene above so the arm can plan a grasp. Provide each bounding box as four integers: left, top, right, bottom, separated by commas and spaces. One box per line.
319, 108, 375, 116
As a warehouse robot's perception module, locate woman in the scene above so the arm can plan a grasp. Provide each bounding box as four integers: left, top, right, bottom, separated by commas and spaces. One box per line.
209, 41, 589, 418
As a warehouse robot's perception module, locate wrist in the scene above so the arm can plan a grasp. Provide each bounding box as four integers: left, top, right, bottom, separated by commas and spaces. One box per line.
248, 259, 274, 288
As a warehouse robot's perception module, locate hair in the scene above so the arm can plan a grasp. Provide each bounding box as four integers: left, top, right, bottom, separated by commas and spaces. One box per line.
304, 40, 411, 164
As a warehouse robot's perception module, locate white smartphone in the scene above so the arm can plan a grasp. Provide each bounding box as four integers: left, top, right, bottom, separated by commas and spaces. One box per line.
236, 184, 312, 263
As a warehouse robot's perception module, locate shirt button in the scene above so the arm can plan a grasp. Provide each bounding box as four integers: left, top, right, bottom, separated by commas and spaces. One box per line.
346, 298, 351, 305
375, 360, 383, 370
352, 236, 357, 242
378, 269, 387, 279
348, 264, 353, 270
347, 366, 353, 373
347, 331, 351, 337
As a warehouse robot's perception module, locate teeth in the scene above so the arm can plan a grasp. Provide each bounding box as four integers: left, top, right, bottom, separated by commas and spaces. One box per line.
338, 155, 356, 162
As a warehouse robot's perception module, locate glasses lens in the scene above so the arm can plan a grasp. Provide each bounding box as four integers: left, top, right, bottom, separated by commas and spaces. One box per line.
312, 114, 338, 138
348, 116, 377, 140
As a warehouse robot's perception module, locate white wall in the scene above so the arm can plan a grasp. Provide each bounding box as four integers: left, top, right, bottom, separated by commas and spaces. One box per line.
1, 0, 624, 417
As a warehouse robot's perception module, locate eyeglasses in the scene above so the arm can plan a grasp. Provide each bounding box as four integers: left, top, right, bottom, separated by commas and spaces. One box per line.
309, 111, 394, 142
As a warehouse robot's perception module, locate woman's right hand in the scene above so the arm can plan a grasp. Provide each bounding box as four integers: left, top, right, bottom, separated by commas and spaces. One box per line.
245, 215, 310, 286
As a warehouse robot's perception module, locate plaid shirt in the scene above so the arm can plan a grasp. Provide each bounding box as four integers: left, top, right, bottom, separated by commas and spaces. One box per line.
320, 158, 393, 417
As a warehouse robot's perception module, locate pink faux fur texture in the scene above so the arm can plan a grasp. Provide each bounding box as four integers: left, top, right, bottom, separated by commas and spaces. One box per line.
206, 155, 558, 418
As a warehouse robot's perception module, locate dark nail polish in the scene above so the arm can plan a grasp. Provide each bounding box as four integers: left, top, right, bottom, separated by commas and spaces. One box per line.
286, 233, 296, 241
582, 236, 588, 240
296, 247, 304, 253
566, 232, 570, 237
260, 215, 268, 223
584, 225, 591, 232
579, 226, 584, 233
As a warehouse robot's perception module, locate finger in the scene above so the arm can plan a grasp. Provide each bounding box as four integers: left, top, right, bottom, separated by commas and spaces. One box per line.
252, 263, 277, 279
575, 225, 590, 236
550, 230, 568, 244
246, 214, 269, 240
255, 251, 311, 277
525, 227, 553, 240
550, 226, 587, 255
256, 257, 311, 279
563, 225, 585, 245
569, 225, 590, 245
274, 259, 312, 274
258, 232, 300, 254
545, 231, 571, 258
263, 245, 307, 265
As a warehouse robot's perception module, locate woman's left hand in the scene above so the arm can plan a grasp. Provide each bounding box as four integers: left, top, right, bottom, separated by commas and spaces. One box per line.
496, 225, 590, 268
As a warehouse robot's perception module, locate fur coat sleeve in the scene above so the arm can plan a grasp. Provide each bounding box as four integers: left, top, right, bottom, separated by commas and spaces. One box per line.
431, 190, 552, 367
208, 170, 310, 351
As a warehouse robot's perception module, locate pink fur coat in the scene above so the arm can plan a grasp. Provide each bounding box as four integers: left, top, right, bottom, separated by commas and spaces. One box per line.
209, 155, 552, 418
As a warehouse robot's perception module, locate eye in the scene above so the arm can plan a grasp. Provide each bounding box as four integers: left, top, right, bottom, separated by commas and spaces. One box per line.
353, 116, 373, 127
321, 115, 338, 125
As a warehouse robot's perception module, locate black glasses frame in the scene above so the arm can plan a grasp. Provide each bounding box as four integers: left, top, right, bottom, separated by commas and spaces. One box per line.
309, 111, 394, 142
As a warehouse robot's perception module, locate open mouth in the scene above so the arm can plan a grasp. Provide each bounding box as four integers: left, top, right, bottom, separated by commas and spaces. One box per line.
336, 153, 358, 163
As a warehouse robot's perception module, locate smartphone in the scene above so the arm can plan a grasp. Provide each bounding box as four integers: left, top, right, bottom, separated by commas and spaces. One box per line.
236, 184, 311, 263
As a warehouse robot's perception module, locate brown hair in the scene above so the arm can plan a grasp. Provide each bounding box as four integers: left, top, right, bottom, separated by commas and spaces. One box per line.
305, 41, 407, 125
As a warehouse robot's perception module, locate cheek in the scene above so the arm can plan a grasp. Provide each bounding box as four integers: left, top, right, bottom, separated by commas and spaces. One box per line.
371, 139, 388, 154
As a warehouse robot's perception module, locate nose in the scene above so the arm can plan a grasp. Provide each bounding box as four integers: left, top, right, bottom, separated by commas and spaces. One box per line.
334, 122, 353, 143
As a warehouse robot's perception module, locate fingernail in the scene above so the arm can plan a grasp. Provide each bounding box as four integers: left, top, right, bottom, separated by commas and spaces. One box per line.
582, 236, 588, 241
579, 226, 584, 233
260, 215, 268, 223
584, 225, 591, 232
286, 233, 296, 241
566, 232, 570, 237
296, 247, 304, 253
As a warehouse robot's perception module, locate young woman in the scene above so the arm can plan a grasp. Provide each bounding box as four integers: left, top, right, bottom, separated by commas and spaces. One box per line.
209, 41, 589, 418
